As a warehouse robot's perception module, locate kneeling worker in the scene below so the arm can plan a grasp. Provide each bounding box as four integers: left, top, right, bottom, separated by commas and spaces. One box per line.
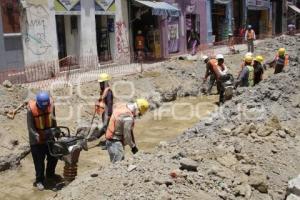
105, 99, 149, 163
27, 91, 58, 191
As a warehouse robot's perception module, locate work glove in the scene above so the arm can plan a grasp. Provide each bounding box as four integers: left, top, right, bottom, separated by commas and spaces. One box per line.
131, 146, 139, 154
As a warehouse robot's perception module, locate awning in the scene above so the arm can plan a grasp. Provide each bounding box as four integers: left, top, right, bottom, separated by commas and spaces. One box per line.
214, 0, 231, 4
288, 5, 300, 14
135, 0, 180, 17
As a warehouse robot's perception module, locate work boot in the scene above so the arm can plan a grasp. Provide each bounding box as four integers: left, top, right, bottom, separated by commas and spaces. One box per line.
46, 174, 62, 181
35, 182, 45, 191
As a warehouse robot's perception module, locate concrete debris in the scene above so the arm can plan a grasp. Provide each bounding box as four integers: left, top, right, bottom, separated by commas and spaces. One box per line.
127, 165, 137, 172
288, 175, 300, 197
2, 80, 12, 88
287, 194, 300, 200
179, 158, 198, 172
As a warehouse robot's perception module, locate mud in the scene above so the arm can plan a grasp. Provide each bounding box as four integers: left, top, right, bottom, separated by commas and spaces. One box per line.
0, 96, 217, 200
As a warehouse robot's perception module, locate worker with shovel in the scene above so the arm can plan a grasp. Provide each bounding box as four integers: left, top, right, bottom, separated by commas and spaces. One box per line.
88, 73, 113, 145
27, 91, 58, 191
105, 99, 149, 163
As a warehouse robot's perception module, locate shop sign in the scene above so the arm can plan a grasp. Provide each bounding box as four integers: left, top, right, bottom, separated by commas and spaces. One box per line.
57, 0, 80, 11
247, 0, 270, 9
214, 0, 231, 4
95, 0, 114, 11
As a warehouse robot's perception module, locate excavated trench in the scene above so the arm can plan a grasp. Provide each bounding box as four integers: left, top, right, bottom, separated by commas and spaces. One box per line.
0, 95, 218, 200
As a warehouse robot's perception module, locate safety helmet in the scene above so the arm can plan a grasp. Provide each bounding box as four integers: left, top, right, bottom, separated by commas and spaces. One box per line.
244, 55, 253, 63
36, 91, 50, 110
202, 55, 209, 63
254, 55, 264, 64
278, 48, 285, 56
216, 54, 224, 60
245, 52, 253, 58
136, 98, 149, 115
248, 25, 252, 29
137, 30, 142, 34
228, 33, 233, 36
98, 73, 111, 83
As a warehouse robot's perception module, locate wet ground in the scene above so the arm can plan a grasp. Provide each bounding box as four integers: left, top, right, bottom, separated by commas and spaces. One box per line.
0, 95, 218, 200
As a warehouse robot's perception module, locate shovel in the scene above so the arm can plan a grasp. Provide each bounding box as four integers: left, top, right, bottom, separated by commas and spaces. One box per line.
7, 102, 27, 120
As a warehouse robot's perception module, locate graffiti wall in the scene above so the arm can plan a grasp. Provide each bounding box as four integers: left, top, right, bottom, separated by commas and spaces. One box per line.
24, 5, 51, 55
21, 0, 59, 74
114, 0, 130, 63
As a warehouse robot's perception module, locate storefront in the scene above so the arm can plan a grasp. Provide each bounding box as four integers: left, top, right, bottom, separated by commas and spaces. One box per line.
129, 0, 180, 60
211, 0, 233, 43
54, 0, 115, 66
95, 0, 116, 62
246, 0, 271, 38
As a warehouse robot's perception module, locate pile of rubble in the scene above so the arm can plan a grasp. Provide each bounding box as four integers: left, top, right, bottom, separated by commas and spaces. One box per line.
52, 35, 300, 200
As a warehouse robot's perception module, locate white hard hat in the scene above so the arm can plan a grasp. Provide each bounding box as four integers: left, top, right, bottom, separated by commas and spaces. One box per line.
202, 55, 209, 61
245, 52, 253, 57
216, 54, 224, 60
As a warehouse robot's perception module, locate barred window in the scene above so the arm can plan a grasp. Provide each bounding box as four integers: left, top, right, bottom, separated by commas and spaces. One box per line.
1, 0, 21, 34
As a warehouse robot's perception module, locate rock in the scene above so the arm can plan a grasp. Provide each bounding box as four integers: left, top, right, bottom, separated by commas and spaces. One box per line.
288, 175, 300, 196
277, 130, 286, 138
154, 177, 173, 186
127, 165, 137, 172
2, 80, 12, 88
287, 194, 300, 200
90, 173, 98, 177
266, 115, 281, 130
234, 143, 243, 153
216, 154, 238, 168
249, 172, 268, 193
270, 91, 281, 101
179, 158, 198, 172
284, 127, 296, 137
256, 126, 274, 137
234, 184, 252, 198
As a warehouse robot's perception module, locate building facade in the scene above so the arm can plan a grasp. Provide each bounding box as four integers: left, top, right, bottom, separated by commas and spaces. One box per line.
0, 0, 296, 73
0, 0, 24, 70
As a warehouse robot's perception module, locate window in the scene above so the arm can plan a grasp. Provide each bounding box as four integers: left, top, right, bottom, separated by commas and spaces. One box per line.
1, 0, 21, 34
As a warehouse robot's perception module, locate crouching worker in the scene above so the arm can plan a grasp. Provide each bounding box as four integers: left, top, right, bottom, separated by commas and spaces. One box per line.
27, 91, 58, 191
105, 99, 149, 163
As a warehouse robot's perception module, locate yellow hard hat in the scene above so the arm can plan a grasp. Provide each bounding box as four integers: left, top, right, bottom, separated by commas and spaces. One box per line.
98, 73, 111, 83
244, 55, 253, 63
136, 98, 149, 115
278, 48, 285, 56
254, 55, 264, 64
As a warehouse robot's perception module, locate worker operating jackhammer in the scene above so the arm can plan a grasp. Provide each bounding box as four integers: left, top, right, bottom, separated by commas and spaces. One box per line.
87, 73, 113, 148
27, 91, 59, 191
105, 99, 149, 163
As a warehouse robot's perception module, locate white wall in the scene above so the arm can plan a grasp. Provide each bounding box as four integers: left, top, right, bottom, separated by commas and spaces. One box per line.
80, 0, 98, 67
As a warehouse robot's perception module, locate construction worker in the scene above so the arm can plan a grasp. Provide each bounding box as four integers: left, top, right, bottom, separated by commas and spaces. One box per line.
268, 48, 289, 74
215, 54, 229, 104
238, 52, 253, 79
202, 55, 216, 95
105, 99, 149, 163
253, 55, 264, 85
228, 33, 237, 54
244, 25, 256, 53
135, 30, 145, 60
92, 73, 113, 142
27, 91, 58, 191
235, 55, 254, 88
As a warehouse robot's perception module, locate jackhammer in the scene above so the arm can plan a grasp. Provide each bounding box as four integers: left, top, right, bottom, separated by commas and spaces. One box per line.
46, 126, 88, 183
